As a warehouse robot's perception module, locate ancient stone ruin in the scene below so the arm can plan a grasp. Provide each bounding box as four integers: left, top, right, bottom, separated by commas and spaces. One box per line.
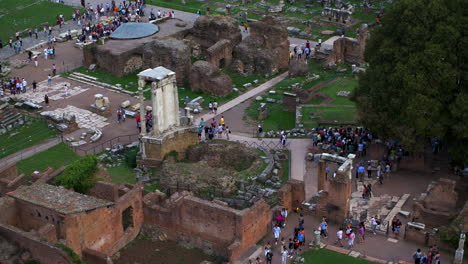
0, 181, 143, 264
232, 16, 290, 75
137, 66, 198, 164
306, 153, 355, 222
324, 23, 369, 68
189, 61, 233, 96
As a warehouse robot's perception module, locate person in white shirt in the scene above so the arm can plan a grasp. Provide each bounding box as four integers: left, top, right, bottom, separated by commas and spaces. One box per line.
335, 227, 344, 247
273, 224, 281, 245
371, 216, 379, 234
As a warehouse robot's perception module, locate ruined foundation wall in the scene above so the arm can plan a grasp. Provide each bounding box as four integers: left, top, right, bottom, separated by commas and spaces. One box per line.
143, 192, 271, 261
277, 180, 306, 210
142, 128, 199, 162
64, 185, 143, 256
0, 223, 73, 264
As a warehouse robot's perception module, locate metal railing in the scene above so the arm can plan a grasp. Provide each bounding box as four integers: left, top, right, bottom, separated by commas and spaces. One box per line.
69, 134, 139, 156
0, 136, 63, 168
234, 140, 290, 150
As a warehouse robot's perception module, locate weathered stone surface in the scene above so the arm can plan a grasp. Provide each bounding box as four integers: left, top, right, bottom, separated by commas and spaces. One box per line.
142, 38, 192, 86
288, 59, 309, 77
189, 61, 233, 96
324, 24, 369, 67
188, 15, 242, 50
232, 16, 289, 75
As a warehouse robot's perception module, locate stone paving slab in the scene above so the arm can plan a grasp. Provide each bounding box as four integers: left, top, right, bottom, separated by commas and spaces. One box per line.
41, 105, 109, 129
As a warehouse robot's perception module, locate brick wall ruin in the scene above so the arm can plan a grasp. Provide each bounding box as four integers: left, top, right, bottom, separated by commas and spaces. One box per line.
0, 182, 143, 264
0, 163, 26, 195
278, 180, 306, 210
143, 191, 272, 261
324, 24, 369, 67
413, 178, 459, 227
311, 153, 355, 223
206, 39, 233, 68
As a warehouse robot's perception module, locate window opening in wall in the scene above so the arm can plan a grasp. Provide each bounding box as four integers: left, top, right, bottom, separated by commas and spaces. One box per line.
122, 206, 134, 231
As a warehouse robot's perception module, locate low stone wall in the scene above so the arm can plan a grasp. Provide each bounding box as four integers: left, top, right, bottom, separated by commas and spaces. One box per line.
0, 163, 26, 195
141, 127, 199, 163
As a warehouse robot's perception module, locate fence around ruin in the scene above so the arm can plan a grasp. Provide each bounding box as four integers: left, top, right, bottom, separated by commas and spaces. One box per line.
0, 136, 63, 168
68, 133, 139, 156
234, 139, 290, 151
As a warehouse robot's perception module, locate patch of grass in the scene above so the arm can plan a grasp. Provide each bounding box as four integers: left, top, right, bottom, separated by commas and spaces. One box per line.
302, 249, 377, 264
223, 70, 278, 91
318, 77, 357, 105
301, 106, 357, 128
0, 117, 57, 159
73, 67, 139, 92
0, 0, 80, 45
107, 162, 161, 193
177, 86, 239, 108
16, 143, 78, 177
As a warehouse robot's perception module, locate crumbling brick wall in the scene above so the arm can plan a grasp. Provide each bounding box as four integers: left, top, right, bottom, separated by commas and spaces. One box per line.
278, 180, 306, 210
64, 184, 144, 256
143, 192, 272, 262
0, 223, 74, 264
0, 163, 26, 195
206, 39, 233, 68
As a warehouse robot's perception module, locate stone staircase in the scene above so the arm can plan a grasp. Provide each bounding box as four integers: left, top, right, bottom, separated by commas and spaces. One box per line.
65, 72, 135, 96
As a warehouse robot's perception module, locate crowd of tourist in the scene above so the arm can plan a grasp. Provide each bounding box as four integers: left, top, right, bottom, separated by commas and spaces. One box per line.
198, 115, 231, 141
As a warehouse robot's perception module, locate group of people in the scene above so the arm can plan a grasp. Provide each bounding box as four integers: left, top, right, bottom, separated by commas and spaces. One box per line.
1, 78, 38, 96
198, 116, 231, 141
289, 40, 320, 61
412, 245, 442, 264
311, 126, 374, 156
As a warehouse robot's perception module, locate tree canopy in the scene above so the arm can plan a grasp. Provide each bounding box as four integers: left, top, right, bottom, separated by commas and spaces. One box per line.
355, 0, 467, 165
56, 155, 98, 194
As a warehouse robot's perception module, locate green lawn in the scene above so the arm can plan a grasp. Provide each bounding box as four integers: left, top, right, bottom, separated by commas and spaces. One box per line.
107, 164, 160, 192
318, 77, 357, 105
72, 67, 139, 92
0, 0, 79, 45
302, 249, 376, 264
16, 143, 78, 177
0, 117, 57, 159
301, 106, 357, 128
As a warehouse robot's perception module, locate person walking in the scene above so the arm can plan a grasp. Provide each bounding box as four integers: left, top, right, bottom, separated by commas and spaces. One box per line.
319, 219, 328, 238
32, 80, 37, 92
44, 94, 49, 105
335, 227, 344, 247
281, 246, 287, 264
117, 109, 123, 123
358, 222, 365, 243
34, 56, 38, 67
266, 251, 273, 264
224, 125, 230, 140
348, 230, 355, 249
371, 215, 379, 234
52, 64, 57, 76
413, 249, 422, 264
273, 224, 281, 245
213, 101, 218, 114
47, 74, 52, 86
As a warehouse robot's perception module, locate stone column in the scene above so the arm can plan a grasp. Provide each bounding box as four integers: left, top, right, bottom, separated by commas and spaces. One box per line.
138, 86, 146, 136
173, 78, 180, 127
151, 82, 160, 135
317, 160, 327, 191
138, 86, 147, 160
454, 233, 465, 264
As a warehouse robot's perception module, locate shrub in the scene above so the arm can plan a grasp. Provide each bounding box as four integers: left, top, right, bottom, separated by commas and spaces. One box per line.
56, 155, 98, 194
124, 147, 138, 168
24, 260, 41, 264
57, 243, 87, 264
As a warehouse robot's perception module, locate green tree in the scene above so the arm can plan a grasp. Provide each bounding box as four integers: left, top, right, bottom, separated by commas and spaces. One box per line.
355, 0, 467, 165
56, 155, 98, 194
